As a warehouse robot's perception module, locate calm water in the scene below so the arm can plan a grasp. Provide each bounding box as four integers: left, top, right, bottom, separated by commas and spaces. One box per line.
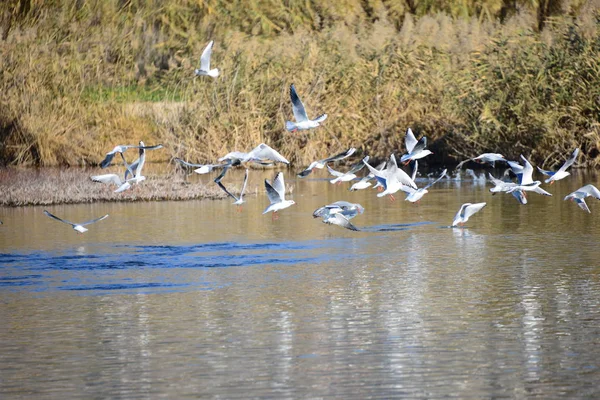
1, 168, 599, 398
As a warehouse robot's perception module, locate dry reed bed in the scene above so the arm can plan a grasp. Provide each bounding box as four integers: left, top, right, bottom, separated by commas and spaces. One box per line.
1, 1, 599, 169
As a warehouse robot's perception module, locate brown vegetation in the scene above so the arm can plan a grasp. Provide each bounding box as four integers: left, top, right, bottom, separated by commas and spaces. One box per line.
0, 1, 599, 169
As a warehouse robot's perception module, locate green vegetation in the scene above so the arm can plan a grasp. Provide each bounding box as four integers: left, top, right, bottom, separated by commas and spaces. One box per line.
0, 0, 599, 168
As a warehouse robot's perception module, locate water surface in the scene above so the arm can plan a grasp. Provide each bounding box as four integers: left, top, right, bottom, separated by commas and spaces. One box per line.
1, 169, 599, 398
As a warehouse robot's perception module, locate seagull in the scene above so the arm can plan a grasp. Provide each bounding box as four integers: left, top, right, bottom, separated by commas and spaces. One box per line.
537, 148, 579, 184
263, 172, 295, 219
111, 142, 153, 193
99, 143, 163, 169
452, 203, 486, 227
174, 158, 232, 174
403, 168, 447, 203
43, 210, 108, 234
363, 154, 417, 201
194, 40, 219, 78
91, 153, 142, 191
219, 143, 290, 165
506, 155, 552, 198
456, 153, 506, 169
312, 201, 364, 219
400, 128, 433, 164
298, 148, 356, 178
285, 84, 327, 132
215, 168, 249, 210
564, 184, 600, 213
323, 213, 359, 231
487, 173, 528, 204
327, 157, 368, 185
349, 161, 386, 191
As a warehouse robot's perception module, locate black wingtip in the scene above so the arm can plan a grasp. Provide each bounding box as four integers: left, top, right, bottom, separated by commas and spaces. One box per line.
298, 170, 311, 178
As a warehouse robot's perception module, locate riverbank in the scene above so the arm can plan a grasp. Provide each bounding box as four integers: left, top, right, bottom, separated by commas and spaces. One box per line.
1, 2, 599, 168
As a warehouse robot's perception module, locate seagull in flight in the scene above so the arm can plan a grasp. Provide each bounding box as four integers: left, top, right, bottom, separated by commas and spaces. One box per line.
298, 148, 356, 178
194, 40, 219, 78
403, 166, 447, 203
506, 155, 552, 198
452, 203, 486, 227
363, 154, 417, 201
99, 143, 163, 169
219, 143, 289, 165
456, 153, 506, 169
400, 128, 433, 164
564, 184, 600, 213
285, 84, 327, 132
43, 210, 108, 234
327, 157, 368, 185
263, 172, 295, 219
537, 148, 579, 184
215, 168, 249, 210
313, 201, 364, 231
174, 158, 233, 175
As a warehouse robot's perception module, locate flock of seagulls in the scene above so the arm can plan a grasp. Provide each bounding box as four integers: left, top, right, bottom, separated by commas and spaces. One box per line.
34, 41, 599, 233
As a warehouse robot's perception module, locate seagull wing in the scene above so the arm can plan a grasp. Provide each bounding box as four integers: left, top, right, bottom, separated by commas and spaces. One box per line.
519, 155, 534, 185
271, 172, 286, 201
90, 174, 123, 186
249, 143, 290, 164
463, 202, 487, 220
214, 165, 232, 183
347, 156, 368, 175
405, 128, 418, 153
325, 213, 359, 231
452, 204, 470, 226
265, 178, 282, 204
298, 161, 320, 178
411, 160, 418, 182
536, 166, 555, 177
575, 198, 591, 213
216, 180, 239, 201
43, 210, 74, 227
423, 169, 447, 190
511, 190, 528, 205
532, 186, 553, 197
580, 184, 600, 199
240, 169, 249, 198
557, 148, 579, 173
199, 40, 213, 71
322, 148, 356, 163
80, 214, 109, 226
326, 165, 344, 177
289, 84, 308, 122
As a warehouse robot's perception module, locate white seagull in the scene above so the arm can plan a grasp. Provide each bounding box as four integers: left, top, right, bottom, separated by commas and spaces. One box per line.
452, 203, 487, 227
298, 148, 356, 178
456, 153, 506, 169
363, 154, 417, 201
564, 184, 600, 213
537, 148, 579, 184
506, 155, 552, 198
216, 168, 249, 210
327, 157, 368, 185
400, 128, 433, 164
313, 201, 364, 219
219, 143, 290, 165
285, 84, 327, 132
43, 210, 108, 234
174, 158, 232, 174
194, 40, 219, 78
99, 142, 163, 169
404, 168, 447, 203
263, 172, 295, 219
349, 161, 386, 191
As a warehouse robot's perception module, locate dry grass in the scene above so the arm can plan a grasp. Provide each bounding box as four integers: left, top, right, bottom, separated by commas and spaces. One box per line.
0, 167, 229, 206
1, 1, 599, 169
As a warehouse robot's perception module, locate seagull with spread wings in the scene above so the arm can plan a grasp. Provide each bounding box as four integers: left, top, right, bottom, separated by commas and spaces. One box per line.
537, 148, 579, 184
452, 203, 486, 227
400, 128, 433, 164
285, 84, 327, 132
298, 148, 356, 178
194, 40, 219, 78
564, 184, 600, 213
263, 172, 295, 220
99, 142, 163, 169
215, 168, 249, 211
43, 210, 108, 234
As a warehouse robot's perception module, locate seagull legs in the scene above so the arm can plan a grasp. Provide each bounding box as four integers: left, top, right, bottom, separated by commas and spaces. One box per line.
389, 194, 396, 202
272, 212, 279, 221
